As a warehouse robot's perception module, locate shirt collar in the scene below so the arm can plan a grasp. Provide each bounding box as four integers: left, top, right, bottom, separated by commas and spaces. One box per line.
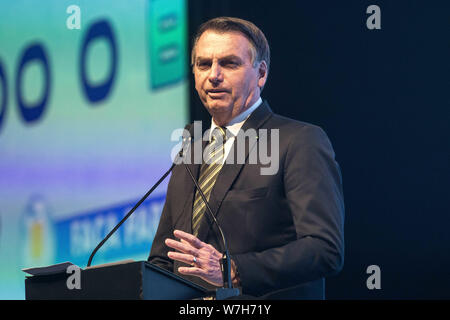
209, 97, 262, 141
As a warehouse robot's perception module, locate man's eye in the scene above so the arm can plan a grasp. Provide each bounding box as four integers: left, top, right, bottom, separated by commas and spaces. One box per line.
197, 62, 210, 69
223, 61, 239, 68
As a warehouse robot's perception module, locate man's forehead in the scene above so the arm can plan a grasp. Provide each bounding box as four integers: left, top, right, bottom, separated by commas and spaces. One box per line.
194, 30, 253, 60
198, 29, 249, 41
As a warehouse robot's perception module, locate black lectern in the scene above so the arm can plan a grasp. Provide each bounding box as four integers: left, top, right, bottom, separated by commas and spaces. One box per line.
25, 261, 208, 300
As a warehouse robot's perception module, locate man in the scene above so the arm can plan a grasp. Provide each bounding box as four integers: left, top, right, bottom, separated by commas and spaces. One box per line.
148, 17, 344, 299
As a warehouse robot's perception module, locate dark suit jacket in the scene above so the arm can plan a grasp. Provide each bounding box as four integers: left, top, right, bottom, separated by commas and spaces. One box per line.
148, 101, 345, 299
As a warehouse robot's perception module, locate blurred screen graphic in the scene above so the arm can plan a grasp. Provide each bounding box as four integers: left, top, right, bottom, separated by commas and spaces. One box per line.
0, 0, 188, 299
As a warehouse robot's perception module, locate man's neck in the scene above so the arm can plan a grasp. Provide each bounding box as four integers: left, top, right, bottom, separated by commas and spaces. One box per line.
212, 97, 262, 127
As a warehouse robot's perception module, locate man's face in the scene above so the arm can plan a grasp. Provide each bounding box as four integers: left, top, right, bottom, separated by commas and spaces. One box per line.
193, 30, 267, 125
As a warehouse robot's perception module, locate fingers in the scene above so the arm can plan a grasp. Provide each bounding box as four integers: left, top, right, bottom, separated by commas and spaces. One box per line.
174, 229, 204, 249
167, 251, 199, 266
164, 230, 224, 287
165, 229, 205, 256
178, 266, 223, 287
165, 238, 198, 256
165, 230, 203, 265
178, 266, 205, 277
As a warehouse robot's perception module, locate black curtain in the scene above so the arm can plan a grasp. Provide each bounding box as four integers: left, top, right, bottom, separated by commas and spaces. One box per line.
187, 0, 450, 299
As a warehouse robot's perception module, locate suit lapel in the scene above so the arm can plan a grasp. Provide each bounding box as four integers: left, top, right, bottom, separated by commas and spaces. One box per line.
196, 101, 274, 243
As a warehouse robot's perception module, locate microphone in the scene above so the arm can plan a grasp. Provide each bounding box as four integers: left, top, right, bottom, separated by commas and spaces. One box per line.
86, 124, 192, 267
180, 124, 241, 300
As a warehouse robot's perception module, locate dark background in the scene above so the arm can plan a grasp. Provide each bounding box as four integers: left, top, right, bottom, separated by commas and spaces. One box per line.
187, 0, 450, 299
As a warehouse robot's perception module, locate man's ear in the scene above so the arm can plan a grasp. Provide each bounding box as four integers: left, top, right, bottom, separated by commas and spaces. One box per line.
257, 60, 268, 88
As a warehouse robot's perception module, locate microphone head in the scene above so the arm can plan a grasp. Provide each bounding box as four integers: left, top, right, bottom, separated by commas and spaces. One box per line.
183, 123, 195, 137
176, 123, 194, 161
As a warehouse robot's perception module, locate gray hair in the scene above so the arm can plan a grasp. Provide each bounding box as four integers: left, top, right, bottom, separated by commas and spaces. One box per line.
191, 17, 270, 73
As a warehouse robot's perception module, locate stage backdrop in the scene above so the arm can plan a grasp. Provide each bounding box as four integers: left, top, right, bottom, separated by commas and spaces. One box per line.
0, 0, 188, 299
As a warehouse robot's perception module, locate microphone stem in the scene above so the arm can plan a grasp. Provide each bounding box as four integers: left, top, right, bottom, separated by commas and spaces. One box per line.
183, 163, 233, 289
87, 162, 176, 267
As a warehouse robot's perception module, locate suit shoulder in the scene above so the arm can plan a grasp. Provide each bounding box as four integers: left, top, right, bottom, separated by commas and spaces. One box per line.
266, 112, 328, 140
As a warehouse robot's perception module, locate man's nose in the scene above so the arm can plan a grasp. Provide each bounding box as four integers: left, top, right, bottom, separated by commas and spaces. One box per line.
208, 62, 223, 84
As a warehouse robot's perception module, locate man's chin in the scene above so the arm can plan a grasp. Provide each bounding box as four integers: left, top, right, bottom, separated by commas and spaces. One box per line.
205, 100, 232, 114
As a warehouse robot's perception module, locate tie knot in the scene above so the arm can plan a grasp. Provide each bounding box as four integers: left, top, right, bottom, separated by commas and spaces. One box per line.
211, 126, 227, 143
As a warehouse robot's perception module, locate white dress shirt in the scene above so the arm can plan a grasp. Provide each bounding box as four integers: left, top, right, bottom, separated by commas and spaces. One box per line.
209, 97, 262, 163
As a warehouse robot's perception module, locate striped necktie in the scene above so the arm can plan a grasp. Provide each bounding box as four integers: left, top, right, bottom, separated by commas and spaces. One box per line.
192, 126, 227, 236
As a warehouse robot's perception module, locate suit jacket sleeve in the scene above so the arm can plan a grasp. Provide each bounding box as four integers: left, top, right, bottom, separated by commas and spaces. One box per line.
232, 125, 345, 296
147, 173, 176, 272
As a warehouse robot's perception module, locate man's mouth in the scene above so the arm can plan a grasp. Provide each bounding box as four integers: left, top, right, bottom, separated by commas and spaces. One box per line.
206, 89, 229, 98
206, 89, 228, 93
